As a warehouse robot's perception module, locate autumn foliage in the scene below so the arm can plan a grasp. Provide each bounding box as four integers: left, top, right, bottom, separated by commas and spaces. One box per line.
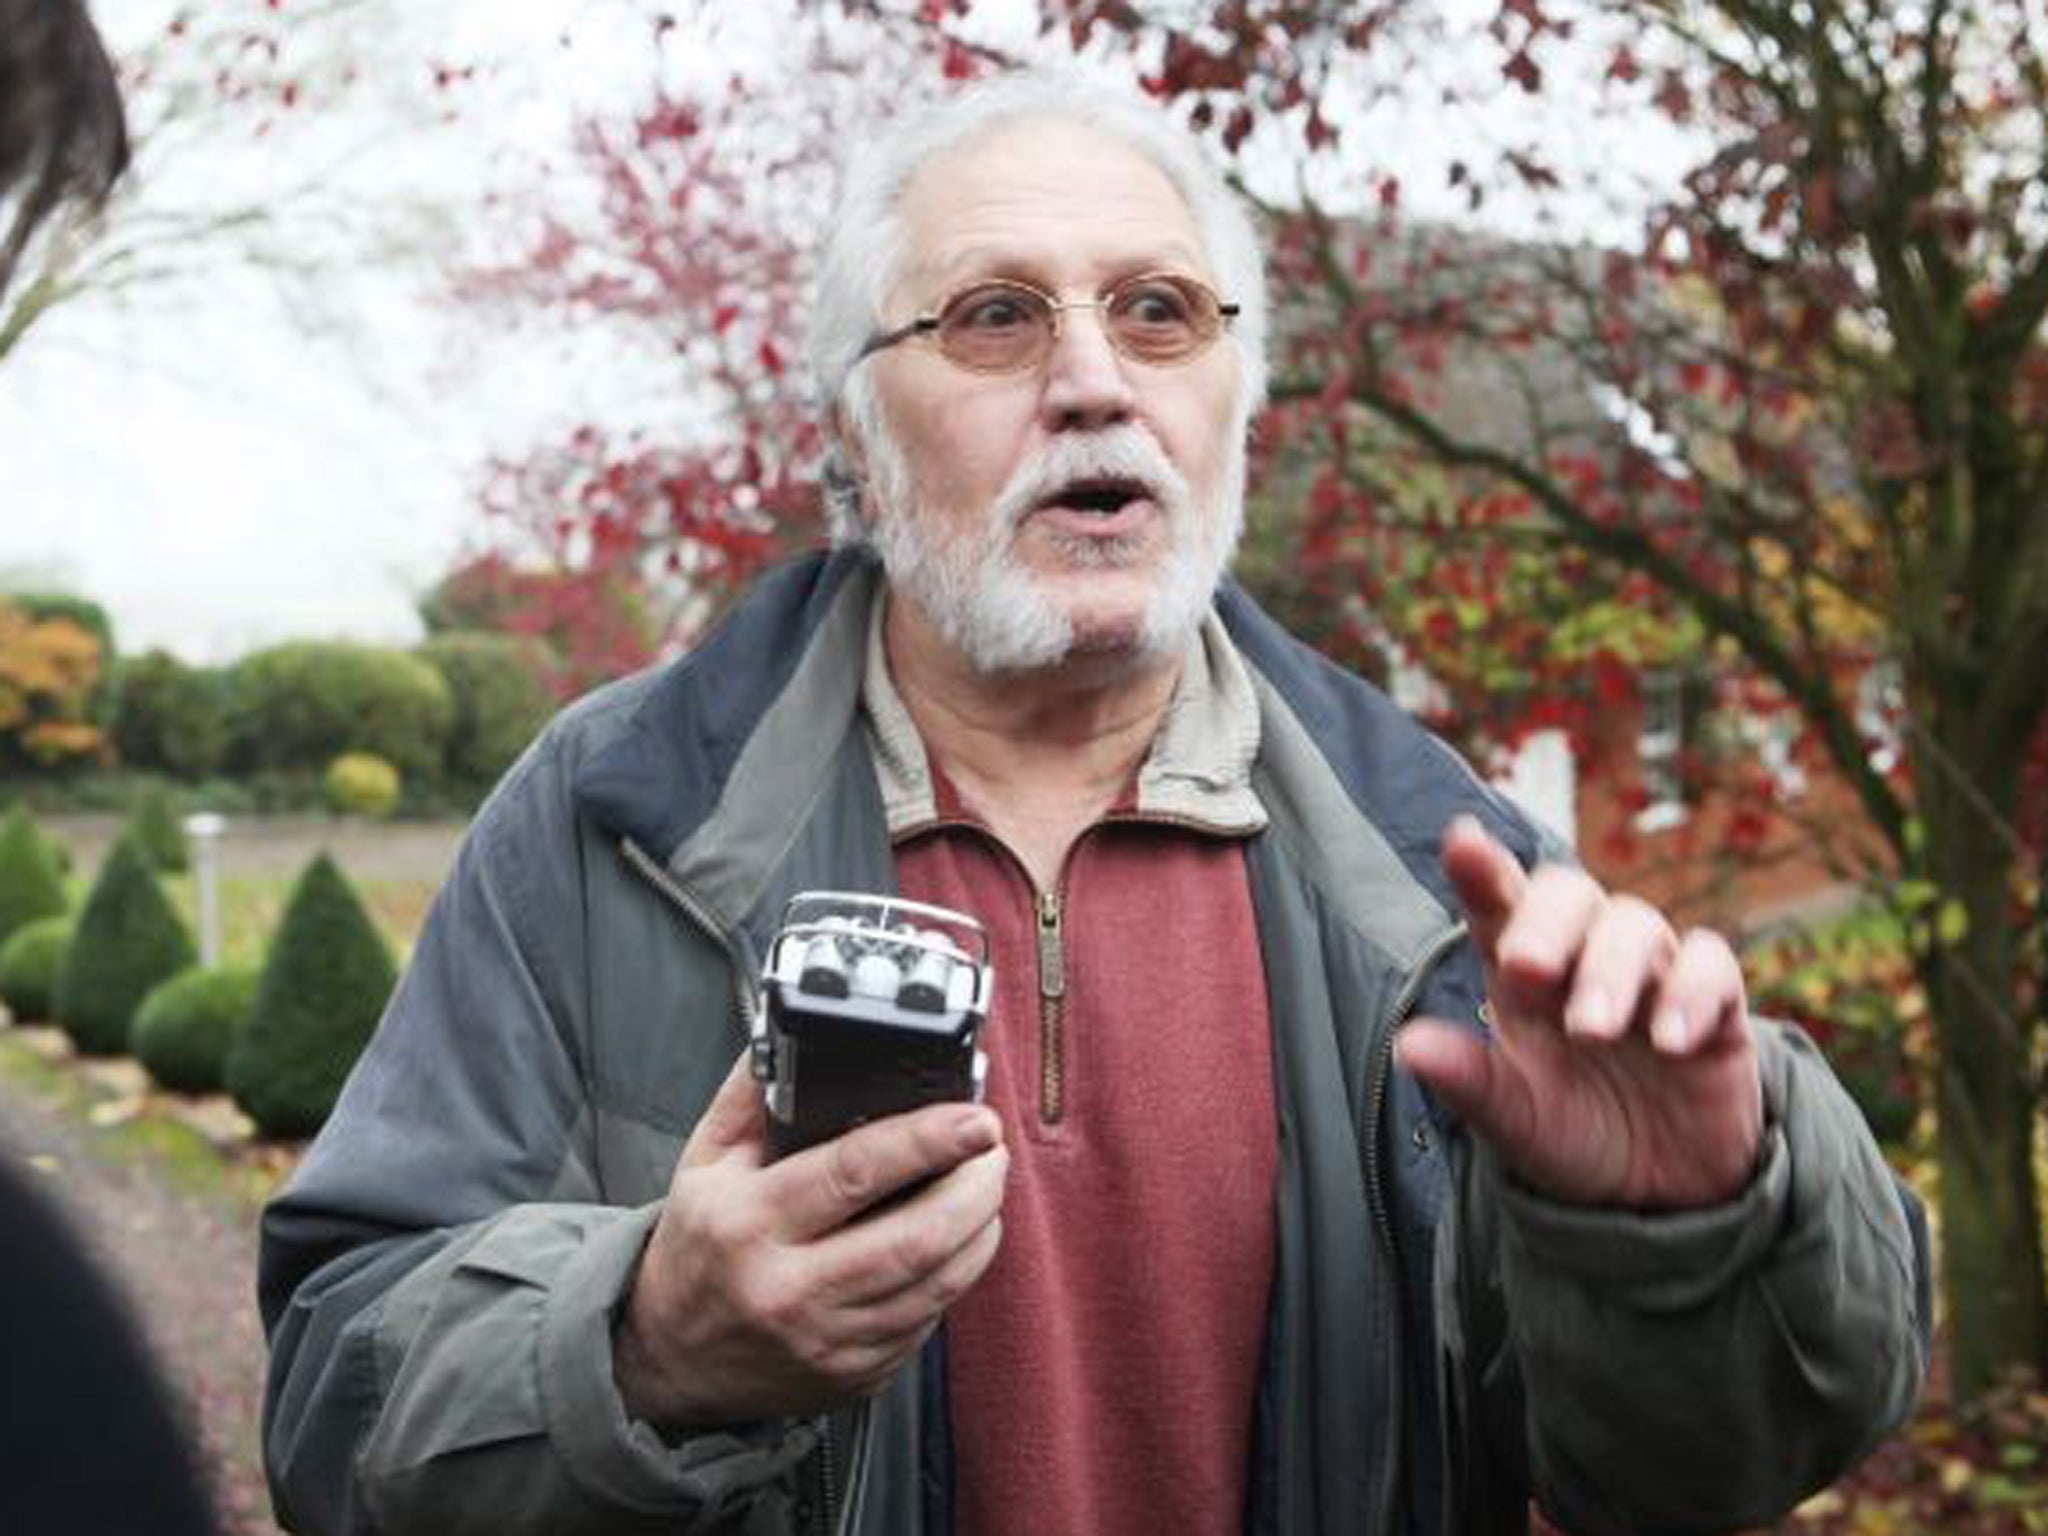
0, 596, 107, 769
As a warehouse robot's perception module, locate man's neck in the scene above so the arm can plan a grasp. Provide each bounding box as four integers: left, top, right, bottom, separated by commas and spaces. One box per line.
883, 595, 1183, 889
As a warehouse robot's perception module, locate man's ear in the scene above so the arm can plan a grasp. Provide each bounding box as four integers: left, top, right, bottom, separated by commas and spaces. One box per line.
821, 404, 870, 539
828, 403, 868, 483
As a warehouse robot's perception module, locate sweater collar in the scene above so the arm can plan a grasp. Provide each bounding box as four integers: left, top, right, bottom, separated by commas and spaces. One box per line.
860, 585, 1269, 839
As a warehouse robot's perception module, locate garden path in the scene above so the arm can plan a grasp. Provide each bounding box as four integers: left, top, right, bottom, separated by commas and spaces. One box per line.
0, 1043, 284, 1535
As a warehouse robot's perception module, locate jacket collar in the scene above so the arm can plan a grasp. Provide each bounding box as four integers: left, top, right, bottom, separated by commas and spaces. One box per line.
573, 549, 882, 932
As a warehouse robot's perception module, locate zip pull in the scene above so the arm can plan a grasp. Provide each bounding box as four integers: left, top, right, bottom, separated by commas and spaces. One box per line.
1036, 888, 1066, 1000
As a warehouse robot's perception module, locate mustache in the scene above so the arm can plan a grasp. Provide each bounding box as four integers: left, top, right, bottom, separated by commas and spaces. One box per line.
988, 426, 1192, 533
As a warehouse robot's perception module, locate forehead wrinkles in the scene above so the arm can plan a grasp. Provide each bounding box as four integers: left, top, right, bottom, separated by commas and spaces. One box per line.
889, 120, 1210, 306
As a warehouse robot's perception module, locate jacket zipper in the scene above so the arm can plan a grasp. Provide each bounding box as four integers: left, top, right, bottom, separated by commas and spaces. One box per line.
617, 838, 756, 1039
828, 1400, 874, 1536
617, 837, 854, 1535
1036, 887, 1067, 1124
1361, 921, 1468, 1536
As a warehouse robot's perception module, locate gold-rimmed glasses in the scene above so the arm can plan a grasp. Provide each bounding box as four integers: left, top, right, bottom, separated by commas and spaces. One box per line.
854, 271, 1239, 374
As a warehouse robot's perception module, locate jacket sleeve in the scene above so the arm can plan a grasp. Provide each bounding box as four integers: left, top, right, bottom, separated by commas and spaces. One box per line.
1467, 1018, 1930, 1536
256, 724, 816, 1536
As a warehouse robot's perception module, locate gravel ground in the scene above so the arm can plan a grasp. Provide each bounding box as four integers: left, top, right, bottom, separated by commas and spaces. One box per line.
0, 816, 467, 1535
0, 1058, 285, 1536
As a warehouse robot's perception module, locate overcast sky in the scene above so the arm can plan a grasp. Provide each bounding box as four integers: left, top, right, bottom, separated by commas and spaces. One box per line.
0, 0, 1693, 665
0, 0, 708, 662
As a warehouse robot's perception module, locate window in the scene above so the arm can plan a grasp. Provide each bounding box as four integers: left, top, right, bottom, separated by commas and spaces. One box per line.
1635, 669, 1690, 833
1856, 660, 1904, 776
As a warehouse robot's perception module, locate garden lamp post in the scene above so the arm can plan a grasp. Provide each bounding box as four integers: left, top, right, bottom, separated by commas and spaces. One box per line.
182, 813, 227, 967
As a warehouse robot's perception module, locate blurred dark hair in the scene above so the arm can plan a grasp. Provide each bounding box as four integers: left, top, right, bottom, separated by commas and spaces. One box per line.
0, 0, 129, 297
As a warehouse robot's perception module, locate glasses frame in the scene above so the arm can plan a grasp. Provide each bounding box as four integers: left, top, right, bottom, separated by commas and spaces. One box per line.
854, 271, 1241, 375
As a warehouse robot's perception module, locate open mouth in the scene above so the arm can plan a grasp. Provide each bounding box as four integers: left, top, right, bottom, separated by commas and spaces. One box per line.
1038, 476, 1153, 516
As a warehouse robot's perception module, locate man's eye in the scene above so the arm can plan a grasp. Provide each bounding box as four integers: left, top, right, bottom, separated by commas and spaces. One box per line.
953, 293, 1037, 331
1118, 282, 1195, 326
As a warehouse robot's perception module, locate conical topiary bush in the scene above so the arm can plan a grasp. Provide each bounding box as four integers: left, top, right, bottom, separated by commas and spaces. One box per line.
0, 805, 67, 948
52, 833, 196, 1055
128, 784, 189, 874
227, 853, 395, 1138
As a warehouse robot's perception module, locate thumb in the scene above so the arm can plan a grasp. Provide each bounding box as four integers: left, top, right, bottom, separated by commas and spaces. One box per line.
1393, 1018, 1533, 1153
680, 1050, 768, 1172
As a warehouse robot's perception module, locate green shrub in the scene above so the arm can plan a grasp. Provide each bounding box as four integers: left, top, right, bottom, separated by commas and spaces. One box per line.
1, 771, 263, 826
112, 650, 229, 779
0, 915, 71, 1022
1748, 907, 1923, 1147
227, 641, 453, 784
127, 782, 189, 874
52, 834, 196, 1055
0, 804, 67, 946
323, 753, 401, 819
227, 853, 395, 1137
417, 631, 554, 794
132, 963, 259, 1093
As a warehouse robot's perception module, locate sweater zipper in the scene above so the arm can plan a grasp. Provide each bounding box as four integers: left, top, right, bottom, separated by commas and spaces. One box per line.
1040, 810, 1249, 1127
908, 811, 1238, 1129
1361, 921, 1467, 1536
1036, 886, 1068, 1124
617, 837, 856, 1535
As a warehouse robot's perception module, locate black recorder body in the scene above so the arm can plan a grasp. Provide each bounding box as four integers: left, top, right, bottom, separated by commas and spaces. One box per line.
751, 892, 994, 1160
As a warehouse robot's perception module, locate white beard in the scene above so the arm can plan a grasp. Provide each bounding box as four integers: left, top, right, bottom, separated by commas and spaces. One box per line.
862, 421, 1246, 676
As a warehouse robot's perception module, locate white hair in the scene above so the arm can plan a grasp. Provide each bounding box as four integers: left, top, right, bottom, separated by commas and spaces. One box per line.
808, 67, 1269, 539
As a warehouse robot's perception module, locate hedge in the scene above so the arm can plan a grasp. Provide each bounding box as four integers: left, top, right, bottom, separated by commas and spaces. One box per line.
0, 915, 71, 1022
416, 631, 554, 794
227, 641, 452, 784
53, 834, 196, 1055
227, 853, 394, 1137
112, 650, 229, 780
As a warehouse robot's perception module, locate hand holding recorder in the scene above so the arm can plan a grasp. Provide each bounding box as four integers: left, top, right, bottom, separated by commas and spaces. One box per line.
613, 894, 1007, 1429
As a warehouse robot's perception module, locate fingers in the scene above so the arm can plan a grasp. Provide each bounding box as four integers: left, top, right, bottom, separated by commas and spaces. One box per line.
1491, 864, 1606, 1019
1443, 819, 1733, 1054
1559, 894, 1677, 1042
1651, 927, 1748, 1054
831, 1196, 1006, 1343
771, 1102, 1003, 1241
1393, 1018, 1537, 1152
1439, 814, 1528, 958
678, 1051, 770, 1172
814, 1144, 1009, 1310
737, 1143, 1008, 1398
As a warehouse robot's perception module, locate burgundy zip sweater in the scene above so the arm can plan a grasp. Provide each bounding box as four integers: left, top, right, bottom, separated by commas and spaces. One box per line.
867, 602, 1279, 1536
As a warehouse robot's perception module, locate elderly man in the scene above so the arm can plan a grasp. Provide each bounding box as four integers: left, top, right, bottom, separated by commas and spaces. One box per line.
259, 70, 1927, 1536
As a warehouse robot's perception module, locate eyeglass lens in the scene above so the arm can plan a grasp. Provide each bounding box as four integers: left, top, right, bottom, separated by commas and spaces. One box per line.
935, 275, 1225, 372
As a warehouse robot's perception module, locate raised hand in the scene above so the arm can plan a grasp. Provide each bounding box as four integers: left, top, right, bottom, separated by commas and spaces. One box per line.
1395, 816, 1764, 1210
614, 1053, 1008, 1428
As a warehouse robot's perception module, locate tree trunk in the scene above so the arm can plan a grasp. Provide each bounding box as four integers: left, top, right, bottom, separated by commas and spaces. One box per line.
1920, 725, 2048, 1398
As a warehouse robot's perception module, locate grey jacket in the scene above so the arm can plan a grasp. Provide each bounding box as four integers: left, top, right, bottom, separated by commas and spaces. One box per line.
259, 551, 1928, 1536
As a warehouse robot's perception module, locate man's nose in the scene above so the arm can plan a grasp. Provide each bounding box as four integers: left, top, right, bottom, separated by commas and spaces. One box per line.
1039, 307, 1135, 431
